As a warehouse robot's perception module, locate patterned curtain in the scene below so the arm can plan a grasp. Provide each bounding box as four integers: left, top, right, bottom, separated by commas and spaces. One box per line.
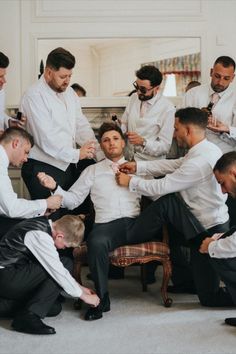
143, 52, 201, 96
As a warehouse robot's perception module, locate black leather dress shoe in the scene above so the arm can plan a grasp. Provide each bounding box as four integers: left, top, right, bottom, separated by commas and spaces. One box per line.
85, 293, 110, 321
225, 317, 236, 327
12, 311, 56, 335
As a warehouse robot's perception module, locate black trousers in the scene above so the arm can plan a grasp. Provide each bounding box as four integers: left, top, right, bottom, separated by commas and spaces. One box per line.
21, 159, 95, 227
210, 257, 236, 306
0, 256, 72, 318
128, 194, 232, 307
87, 218, 136, 298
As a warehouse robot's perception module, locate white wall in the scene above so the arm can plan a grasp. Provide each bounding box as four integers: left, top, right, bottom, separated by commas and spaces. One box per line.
1, 0, 236, 105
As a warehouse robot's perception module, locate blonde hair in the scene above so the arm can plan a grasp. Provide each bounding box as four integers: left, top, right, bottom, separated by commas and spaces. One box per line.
55, 215, 85, 247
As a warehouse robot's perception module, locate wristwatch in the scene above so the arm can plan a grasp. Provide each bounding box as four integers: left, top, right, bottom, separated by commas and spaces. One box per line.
142, 138, 147, 148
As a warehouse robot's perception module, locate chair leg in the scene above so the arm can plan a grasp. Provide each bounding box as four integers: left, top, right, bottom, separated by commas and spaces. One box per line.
161, 259, 173, 307
141, 264, 148, 292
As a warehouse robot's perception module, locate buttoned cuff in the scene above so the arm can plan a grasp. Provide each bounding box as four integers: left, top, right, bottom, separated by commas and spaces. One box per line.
35, 199, 48, 216
71, 149, 80, 163
208, 240, 217, 258
129, 176, 140, 193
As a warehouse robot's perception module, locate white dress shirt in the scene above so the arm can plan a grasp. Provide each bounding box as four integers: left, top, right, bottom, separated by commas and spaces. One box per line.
21, 76, 99, 171
56, 157, 141, 223
184, 83, 236, 153
24, 223, 82, 298
209, 233, 236, 259
0, 145, 47, 218
129, 139, 228, 229
121, 92, 175, 161
0, 88, 10, 130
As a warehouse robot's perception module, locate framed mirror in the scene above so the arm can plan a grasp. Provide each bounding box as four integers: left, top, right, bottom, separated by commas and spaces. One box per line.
37, 37, 201, 98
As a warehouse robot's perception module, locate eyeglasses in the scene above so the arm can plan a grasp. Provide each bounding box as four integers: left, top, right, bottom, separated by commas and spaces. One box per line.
132, 81, 154, 94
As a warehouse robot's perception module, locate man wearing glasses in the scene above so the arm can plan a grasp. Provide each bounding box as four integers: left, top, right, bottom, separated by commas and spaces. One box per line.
121, 65, 175, 162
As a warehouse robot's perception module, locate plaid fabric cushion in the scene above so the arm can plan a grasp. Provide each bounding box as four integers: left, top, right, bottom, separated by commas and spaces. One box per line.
109, 241, 169, 258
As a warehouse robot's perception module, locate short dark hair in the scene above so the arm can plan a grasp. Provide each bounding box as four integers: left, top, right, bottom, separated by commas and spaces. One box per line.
0, 52, 9, 69
0, 127, 34, 147
214, 151, 236, 173
214, 56, 235, 71
98, 122, 125, 142
46, 47, 75, 71
71, 83, 86, 96
136, 65, 163, 87
175, 107, 208, 129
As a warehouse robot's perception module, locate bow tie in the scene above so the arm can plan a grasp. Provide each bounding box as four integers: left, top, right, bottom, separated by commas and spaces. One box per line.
110, 162, 120, 173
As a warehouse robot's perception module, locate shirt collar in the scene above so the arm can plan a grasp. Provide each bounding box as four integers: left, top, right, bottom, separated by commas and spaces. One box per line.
208, 84, 232, 99
146, 90, 162, 106
187, 139, 207, 155
41, 75, 65, 98
105, 156, 126, 166
0, 145, 9, 168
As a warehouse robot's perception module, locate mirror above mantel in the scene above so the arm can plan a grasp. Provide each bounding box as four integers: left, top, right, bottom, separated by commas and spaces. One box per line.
37, 37, 201, 99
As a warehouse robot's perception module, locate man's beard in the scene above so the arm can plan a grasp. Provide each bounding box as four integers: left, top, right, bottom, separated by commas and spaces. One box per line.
211, 83, 228, 93
138, 92, 154, 101
47, 80, 67, 93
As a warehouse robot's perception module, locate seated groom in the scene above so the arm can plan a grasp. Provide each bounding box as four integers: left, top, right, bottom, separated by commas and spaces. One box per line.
38, 122, 142, 321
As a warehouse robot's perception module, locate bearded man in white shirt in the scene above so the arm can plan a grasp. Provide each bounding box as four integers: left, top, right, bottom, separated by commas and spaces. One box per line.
121, 65, 175, 162
184, 56, 236, 227
200, 151, 236, 327
0, 127, 62, 238
117, 107, 234, 308
20, 47, 100, 221
38, 122, 141, 321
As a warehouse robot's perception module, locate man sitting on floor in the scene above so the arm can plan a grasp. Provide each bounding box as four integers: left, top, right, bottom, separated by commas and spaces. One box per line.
0, 214, 100, 335
200, 151, 236, 327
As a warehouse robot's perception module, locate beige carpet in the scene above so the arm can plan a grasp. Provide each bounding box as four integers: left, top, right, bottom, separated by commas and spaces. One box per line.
0, 266, 235, 354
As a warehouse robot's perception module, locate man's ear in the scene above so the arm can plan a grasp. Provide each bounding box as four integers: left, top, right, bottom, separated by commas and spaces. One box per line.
229, 167, 236, 180
12, 138, 20, 149
78, 214, 86, 221
210, 68, 213, 77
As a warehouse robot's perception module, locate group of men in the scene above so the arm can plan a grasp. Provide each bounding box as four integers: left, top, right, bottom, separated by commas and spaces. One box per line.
1, 48, 236, 335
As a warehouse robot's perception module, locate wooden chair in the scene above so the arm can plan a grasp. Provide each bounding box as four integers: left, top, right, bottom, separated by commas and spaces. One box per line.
73, 225, 172, 308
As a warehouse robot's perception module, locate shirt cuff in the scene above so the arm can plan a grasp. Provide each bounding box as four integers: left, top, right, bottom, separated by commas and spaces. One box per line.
129, 176, 140, 193
136, 161, 148, 175
71, 149, 80, 163
208, 240, 217, 258
34, 199, 48, 216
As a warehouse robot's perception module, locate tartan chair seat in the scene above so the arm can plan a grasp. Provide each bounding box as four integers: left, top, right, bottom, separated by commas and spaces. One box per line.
73, 238, 172, 308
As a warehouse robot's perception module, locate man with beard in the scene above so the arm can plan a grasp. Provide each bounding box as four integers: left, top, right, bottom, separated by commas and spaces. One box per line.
200, 151, 236, 327
184, 56, 236, 226
116, 107, 234, 307
184, 56, 236, 154
20, 48, 102, 219
121, 65, 175, 162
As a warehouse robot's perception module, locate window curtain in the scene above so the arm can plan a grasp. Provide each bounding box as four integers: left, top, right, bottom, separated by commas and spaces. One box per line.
143, 52, 201, 96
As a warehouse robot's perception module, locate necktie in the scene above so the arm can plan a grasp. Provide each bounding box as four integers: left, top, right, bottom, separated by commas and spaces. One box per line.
111, 162, 119, 174
140, 102, 148, 118
211, 92, 220, 106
